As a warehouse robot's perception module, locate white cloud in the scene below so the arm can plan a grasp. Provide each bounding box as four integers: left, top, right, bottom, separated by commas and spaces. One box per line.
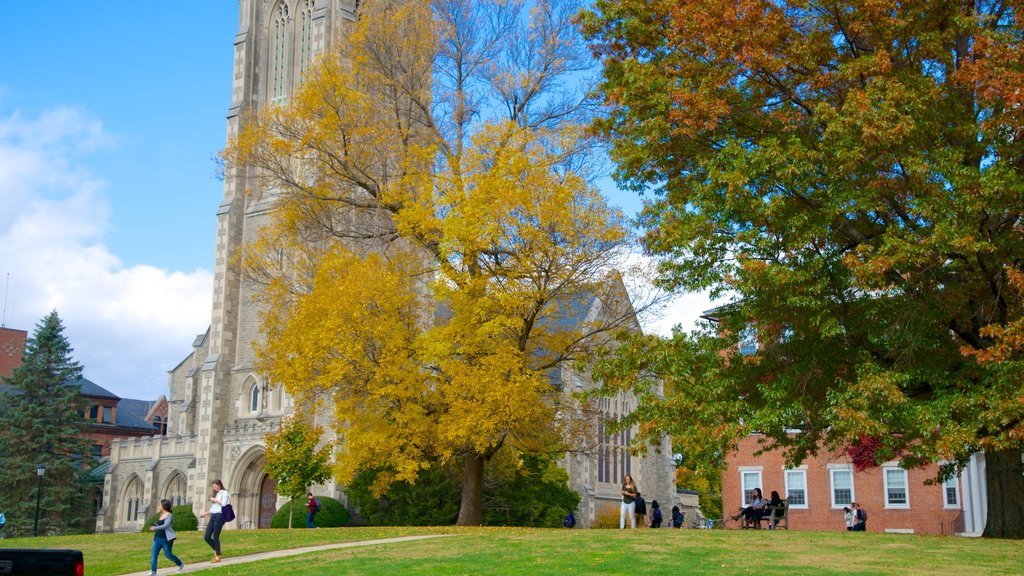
614, 250, 723, 338
0, 108, 212, 400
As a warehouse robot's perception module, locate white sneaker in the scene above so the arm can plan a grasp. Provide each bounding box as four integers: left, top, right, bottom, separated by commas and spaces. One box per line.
177, 564, 186, 572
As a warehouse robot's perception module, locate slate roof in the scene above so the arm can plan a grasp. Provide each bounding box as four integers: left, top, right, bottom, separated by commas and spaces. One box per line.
116, 398, 158, 431
73, 376, 120, 400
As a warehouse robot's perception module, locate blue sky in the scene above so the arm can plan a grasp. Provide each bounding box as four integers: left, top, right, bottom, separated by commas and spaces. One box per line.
0, 2, 709, 400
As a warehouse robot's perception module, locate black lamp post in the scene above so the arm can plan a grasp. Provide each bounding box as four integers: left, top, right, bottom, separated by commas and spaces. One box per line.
33, 464, 45, 537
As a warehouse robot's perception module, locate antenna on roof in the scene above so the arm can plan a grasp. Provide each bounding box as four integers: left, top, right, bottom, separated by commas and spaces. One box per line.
1, 272, 9, 327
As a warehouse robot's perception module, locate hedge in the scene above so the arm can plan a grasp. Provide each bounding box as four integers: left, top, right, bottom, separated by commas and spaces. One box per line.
141, 505, 198, 533
271, 495, 349, 528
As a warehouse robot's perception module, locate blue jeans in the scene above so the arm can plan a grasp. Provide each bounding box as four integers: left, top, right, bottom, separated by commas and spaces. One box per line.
306, 511, 317, 528
151, 536, 182, 572
204, 513, 224, 555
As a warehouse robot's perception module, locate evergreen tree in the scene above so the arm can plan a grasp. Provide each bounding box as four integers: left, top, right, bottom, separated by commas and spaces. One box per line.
0, 311, 93, 535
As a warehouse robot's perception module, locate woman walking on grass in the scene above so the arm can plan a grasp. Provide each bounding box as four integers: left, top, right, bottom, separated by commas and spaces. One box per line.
202, 479, 230, 563
149, 499, 184, 575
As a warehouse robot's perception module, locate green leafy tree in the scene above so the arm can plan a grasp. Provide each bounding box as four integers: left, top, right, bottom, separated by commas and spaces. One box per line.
482, 453, 580, 528
347, 464, 462, 526
0, 311, 93, 535
582, 0, 1024, 537
264, 415, 333, 528
347, 451, 580, 527
589, 330, 734, 522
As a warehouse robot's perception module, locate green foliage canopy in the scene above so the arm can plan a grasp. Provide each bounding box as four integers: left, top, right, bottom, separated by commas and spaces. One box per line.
582, 0, 1024, 537
271, 496, 350, 529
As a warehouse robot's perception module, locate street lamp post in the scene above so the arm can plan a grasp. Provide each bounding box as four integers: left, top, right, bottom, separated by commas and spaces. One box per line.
33, 464, 45, 537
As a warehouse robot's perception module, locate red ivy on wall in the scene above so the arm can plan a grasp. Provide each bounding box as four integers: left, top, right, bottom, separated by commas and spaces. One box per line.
846, 434, 882, 472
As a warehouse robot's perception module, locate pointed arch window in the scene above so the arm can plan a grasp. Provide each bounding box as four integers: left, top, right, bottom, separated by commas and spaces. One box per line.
250, 383, 261, 414
271, 2, 291, 102
298, 0, 315, 79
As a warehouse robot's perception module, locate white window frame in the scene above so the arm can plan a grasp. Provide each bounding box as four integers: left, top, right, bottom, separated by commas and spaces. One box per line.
941, 466, 960, 508
740, 468, 762, 506
784, 468, 808, 509
883, 466, 910, 509
829, 467, 854, 508
739, 326, 759, 356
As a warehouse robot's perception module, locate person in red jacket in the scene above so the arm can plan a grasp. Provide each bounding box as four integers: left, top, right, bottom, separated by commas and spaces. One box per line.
306, 492, 320, 528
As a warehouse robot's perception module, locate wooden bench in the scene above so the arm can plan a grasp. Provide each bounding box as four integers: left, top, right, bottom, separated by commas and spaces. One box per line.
741, 500, 789, 530
760, 500, 789, 530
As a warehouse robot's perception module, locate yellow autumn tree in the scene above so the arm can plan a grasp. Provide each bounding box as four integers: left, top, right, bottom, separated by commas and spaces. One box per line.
228, 0, 649, 525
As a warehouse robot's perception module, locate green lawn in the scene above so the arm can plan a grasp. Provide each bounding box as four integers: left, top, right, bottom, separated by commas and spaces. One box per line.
2, 527, 1021, 575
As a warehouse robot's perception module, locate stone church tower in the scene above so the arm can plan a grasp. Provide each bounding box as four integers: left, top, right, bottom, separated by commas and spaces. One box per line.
97, 0, 676, 532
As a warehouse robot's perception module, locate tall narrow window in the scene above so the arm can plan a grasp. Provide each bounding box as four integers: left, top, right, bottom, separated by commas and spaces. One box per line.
271, 2, 290, 102
943, 474, 960, 508
298, 0, 314, 78
739, 326, 758, 356
784, 469, 808, 508
741, 470, 762, 506
250, 384, 261, 414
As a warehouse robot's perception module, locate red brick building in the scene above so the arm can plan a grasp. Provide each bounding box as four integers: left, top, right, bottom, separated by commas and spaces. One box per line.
76, 377, 167, 460
0, 326, 28, 379
724, 434, 968, 535
0, 326, 167, 460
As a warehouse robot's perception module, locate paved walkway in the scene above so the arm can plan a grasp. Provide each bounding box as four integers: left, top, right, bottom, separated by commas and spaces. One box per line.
118, 533, 460, 576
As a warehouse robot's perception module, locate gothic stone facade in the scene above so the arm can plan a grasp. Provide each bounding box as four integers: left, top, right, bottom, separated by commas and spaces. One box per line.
97, 0, 675, 532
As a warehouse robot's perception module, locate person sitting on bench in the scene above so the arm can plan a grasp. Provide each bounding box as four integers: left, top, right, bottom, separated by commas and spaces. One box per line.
730, 488, 767, 527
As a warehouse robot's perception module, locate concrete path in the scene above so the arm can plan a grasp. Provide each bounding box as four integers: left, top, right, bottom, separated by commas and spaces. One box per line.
118, 533, 460, 576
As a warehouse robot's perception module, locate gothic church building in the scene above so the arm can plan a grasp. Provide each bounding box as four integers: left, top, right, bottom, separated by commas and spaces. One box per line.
97, 0, 675, 532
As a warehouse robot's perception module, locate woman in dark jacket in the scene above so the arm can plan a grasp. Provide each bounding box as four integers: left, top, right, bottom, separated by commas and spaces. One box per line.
671, 505, 684, 528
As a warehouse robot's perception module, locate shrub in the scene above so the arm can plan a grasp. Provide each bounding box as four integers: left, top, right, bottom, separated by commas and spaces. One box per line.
482, 455, 580, 528
141, 505, 198, 533
591, 506, 623, 529
347, 465, 461, 526
271, 495, 349, 528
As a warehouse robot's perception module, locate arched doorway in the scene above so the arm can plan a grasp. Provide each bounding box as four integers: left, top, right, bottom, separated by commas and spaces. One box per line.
258, 475, 277, 528
233, 446, 269, 530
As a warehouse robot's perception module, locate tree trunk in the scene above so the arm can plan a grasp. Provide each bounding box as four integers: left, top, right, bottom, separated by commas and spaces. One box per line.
288, 499, 294, 529
456, 453, 485, 526
983, 448, 1024, 539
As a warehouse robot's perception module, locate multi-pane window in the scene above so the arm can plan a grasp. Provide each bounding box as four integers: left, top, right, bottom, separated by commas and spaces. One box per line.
784, 469, 807, 508
739, 327, 758, 356
741, 470, 762, 506
830, 468, 854, 507
596, 397, 632, 484
271, 2, 290, 102
943, 474, 960, 508
298, 0, 315, 77
884, 467, 909, 507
